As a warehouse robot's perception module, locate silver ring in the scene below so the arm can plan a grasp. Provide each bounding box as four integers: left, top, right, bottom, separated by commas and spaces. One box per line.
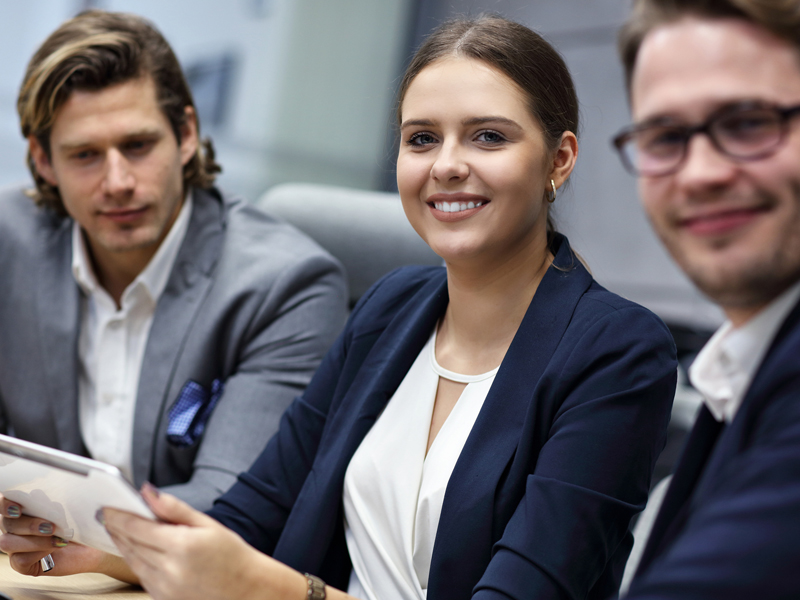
40, 554, 55, 572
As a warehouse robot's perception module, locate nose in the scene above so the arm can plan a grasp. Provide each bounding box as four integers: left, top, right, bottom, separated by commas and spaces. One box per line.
675, 133, 737, 193
430, 139, 469, 183
101, 149, 135, 196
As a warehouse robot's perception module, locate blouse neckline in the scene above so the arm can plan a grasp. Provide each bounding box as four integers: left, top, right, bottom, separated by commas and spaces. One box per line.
429, 325, 500, 384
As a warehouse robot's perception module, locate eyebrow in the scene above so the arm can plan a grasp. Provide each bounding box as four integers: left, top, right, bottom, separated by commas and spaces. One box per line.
57, 128, 163, 152
399, 118, 435, 130
630, 115, 683, 130
633, 99, 774, 129
400, 116, 524, 131
462, 116, 523, 131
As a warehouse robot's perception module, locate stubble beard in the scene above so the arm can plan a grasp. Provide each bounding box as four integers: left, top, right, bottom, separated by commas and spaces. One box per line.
681, 248, 800, 313
655, 185, 800, 317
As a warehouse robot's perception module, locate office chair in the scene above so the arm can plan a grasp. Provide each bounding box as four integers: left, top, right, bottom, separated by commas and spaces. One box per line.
257, 183, 442, 307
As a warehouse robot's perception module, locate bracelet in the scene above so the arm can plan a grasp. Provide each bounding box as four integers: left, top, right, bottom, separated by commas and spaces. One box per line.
304, 573, 326, 600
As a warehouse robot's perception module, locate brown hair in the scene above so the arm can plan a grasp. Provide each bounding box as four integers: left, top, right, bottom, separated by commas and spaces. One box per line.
396, 14, 579, 241
18, 9, 221, 215
619, 0, 800, 91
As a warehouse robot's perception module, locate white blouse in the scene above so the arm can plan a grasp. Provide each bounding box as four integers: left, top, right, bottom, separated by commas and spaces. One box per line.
343, 328, 498, 600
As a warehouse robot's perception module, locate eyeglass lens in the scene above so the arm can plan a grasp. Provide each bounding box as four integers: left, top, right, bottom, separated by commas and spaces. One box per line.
619, 105, 787, 176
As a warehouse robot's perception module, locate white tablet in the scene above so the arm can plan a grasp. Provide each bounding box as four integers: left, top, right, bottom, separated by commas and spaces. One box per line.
0, 434, 155, 556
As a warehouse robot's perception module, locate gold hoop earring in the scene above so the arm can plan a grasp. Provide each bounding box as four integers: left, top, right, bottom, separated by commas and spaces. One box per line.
548, 179, 557, 203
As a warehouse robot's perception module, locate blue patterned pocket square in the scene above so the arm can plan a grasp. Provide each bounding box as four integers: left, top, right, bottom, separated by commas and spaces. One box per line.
167, 379, 224, 447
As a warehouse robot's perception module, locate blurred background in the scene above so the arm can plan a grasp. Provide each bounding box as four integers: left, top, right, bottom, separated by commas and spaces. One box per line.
0, 0, 723, 333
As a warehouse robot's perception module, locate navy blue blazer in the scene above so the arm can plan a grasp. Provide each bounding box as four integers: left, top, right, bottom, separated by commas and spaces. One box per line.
624, 297, 800, 599
209, 235, 677, 599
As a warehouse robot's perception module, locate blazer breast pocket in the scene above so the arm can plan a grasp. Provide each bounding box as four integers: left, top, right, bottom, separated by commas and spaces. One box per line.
166, 379, 224, 448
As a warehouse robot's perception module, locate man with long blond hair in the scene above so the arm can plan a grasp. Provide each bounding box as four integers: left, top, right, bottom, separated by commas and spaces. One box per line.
0, 10, 346, 515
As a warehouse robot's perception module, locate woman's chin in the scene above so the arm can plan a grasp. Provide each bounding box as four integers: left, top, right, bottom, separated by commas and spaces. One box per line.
432, 243, 486, 268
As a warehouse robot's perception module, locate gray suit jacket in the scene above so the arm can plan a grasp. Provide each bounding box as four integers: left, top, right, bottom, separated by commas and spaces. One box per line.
0, 185, 348, 511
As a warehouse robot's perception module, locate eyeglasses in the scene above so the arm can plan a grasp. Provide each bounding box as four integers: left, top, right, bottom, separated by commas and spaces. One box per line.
612, 101, 800, 177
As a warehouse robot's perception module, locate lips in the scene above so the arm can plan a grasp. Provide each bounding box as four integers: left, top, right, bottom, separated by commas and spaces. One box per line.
99, 206, 149, 224
426, 193, 489, 222
680, 206, 769, 236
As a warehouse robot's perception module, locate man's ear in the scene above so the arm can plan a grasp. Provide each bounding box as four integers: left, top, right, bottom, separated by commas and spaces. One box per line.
178, 106, 199, 168
28, 136, 58, 186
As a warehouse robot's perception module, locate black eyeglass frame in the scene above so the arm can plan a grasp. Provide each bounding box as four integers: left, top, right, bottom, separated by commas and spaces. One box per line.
612, 101, 800, 177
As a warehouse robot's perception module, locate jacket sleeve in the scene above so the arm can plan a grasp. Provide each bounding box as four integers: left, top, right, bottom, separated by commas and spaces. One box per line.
474, 305, 677, 600
161, 253, 348, 511
622, 368, 800, 599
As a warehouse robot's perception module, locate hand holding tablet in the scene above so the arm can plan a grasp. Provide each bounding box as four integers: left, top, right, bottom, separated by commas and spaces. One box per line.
0, 434, 155, 559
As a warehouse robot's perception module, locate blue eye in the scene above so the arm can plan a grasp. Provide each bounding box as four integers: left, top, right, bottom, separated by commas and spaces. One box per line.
407, 132, 437, 147
475, 130, 506, 144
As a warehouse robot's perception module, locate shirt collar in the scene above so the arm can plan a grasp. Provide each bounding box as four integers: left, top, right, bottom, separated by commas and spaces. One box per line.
689, 279, 800, 422
72, 222, 100, 297
71, 191, 193, 305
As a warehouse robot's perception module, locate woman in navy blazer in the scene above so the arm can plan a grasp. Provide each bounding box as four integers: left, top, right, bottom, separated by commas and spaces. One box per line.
3, 14, 676, 600
199, 235, 677, 599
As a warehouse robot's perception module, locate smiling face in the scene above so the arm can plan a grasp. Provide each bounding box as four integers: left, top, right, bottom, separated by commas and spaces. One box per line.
30, 75, 198, 277
397, 57, 576, 270
632, 17, 800, 324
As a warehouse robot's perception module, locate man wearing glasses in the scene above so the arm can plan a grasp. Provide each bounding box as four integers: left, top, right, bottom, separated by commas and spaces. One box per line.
612, 0, 800, 597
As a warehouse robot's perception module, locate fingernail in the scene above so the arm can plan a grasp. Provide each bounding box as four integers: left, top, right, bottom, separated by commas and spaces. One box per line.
52, 536, 68, 548
38, 522, 54, 535
95, 509, 106, 526
142, 481, 160, 498
6, 505, 20, 518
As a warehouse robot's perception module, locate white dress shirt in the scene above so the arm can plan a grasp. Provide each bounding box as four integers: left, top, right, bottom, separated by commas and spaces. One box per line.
72, 196, 192, 480
689, 280, 800, 423
343, 328, 498, 600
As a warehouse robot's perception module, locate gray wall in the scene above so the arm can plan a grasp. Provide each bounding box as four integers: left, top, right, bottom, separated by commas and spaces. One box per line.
0, 1, 73, 188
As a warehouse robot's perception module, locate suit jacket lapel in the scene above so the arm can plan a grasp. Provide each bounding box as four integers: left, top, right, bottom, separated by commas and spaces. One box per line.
131, 188, 225, 486
634, 406, 724, 577
635, 297, 800, 578
35, 217, 85, 455
334, 276, 447, 432
429, 235, 594, 596
727, 296, 800, 443
275, 270, 449, 568
309, 271, 447, 481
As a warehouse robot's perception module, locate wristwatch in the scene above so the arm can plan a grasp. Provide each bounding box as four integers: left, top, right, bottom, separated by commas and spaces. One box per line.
304, 573, 326, 600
